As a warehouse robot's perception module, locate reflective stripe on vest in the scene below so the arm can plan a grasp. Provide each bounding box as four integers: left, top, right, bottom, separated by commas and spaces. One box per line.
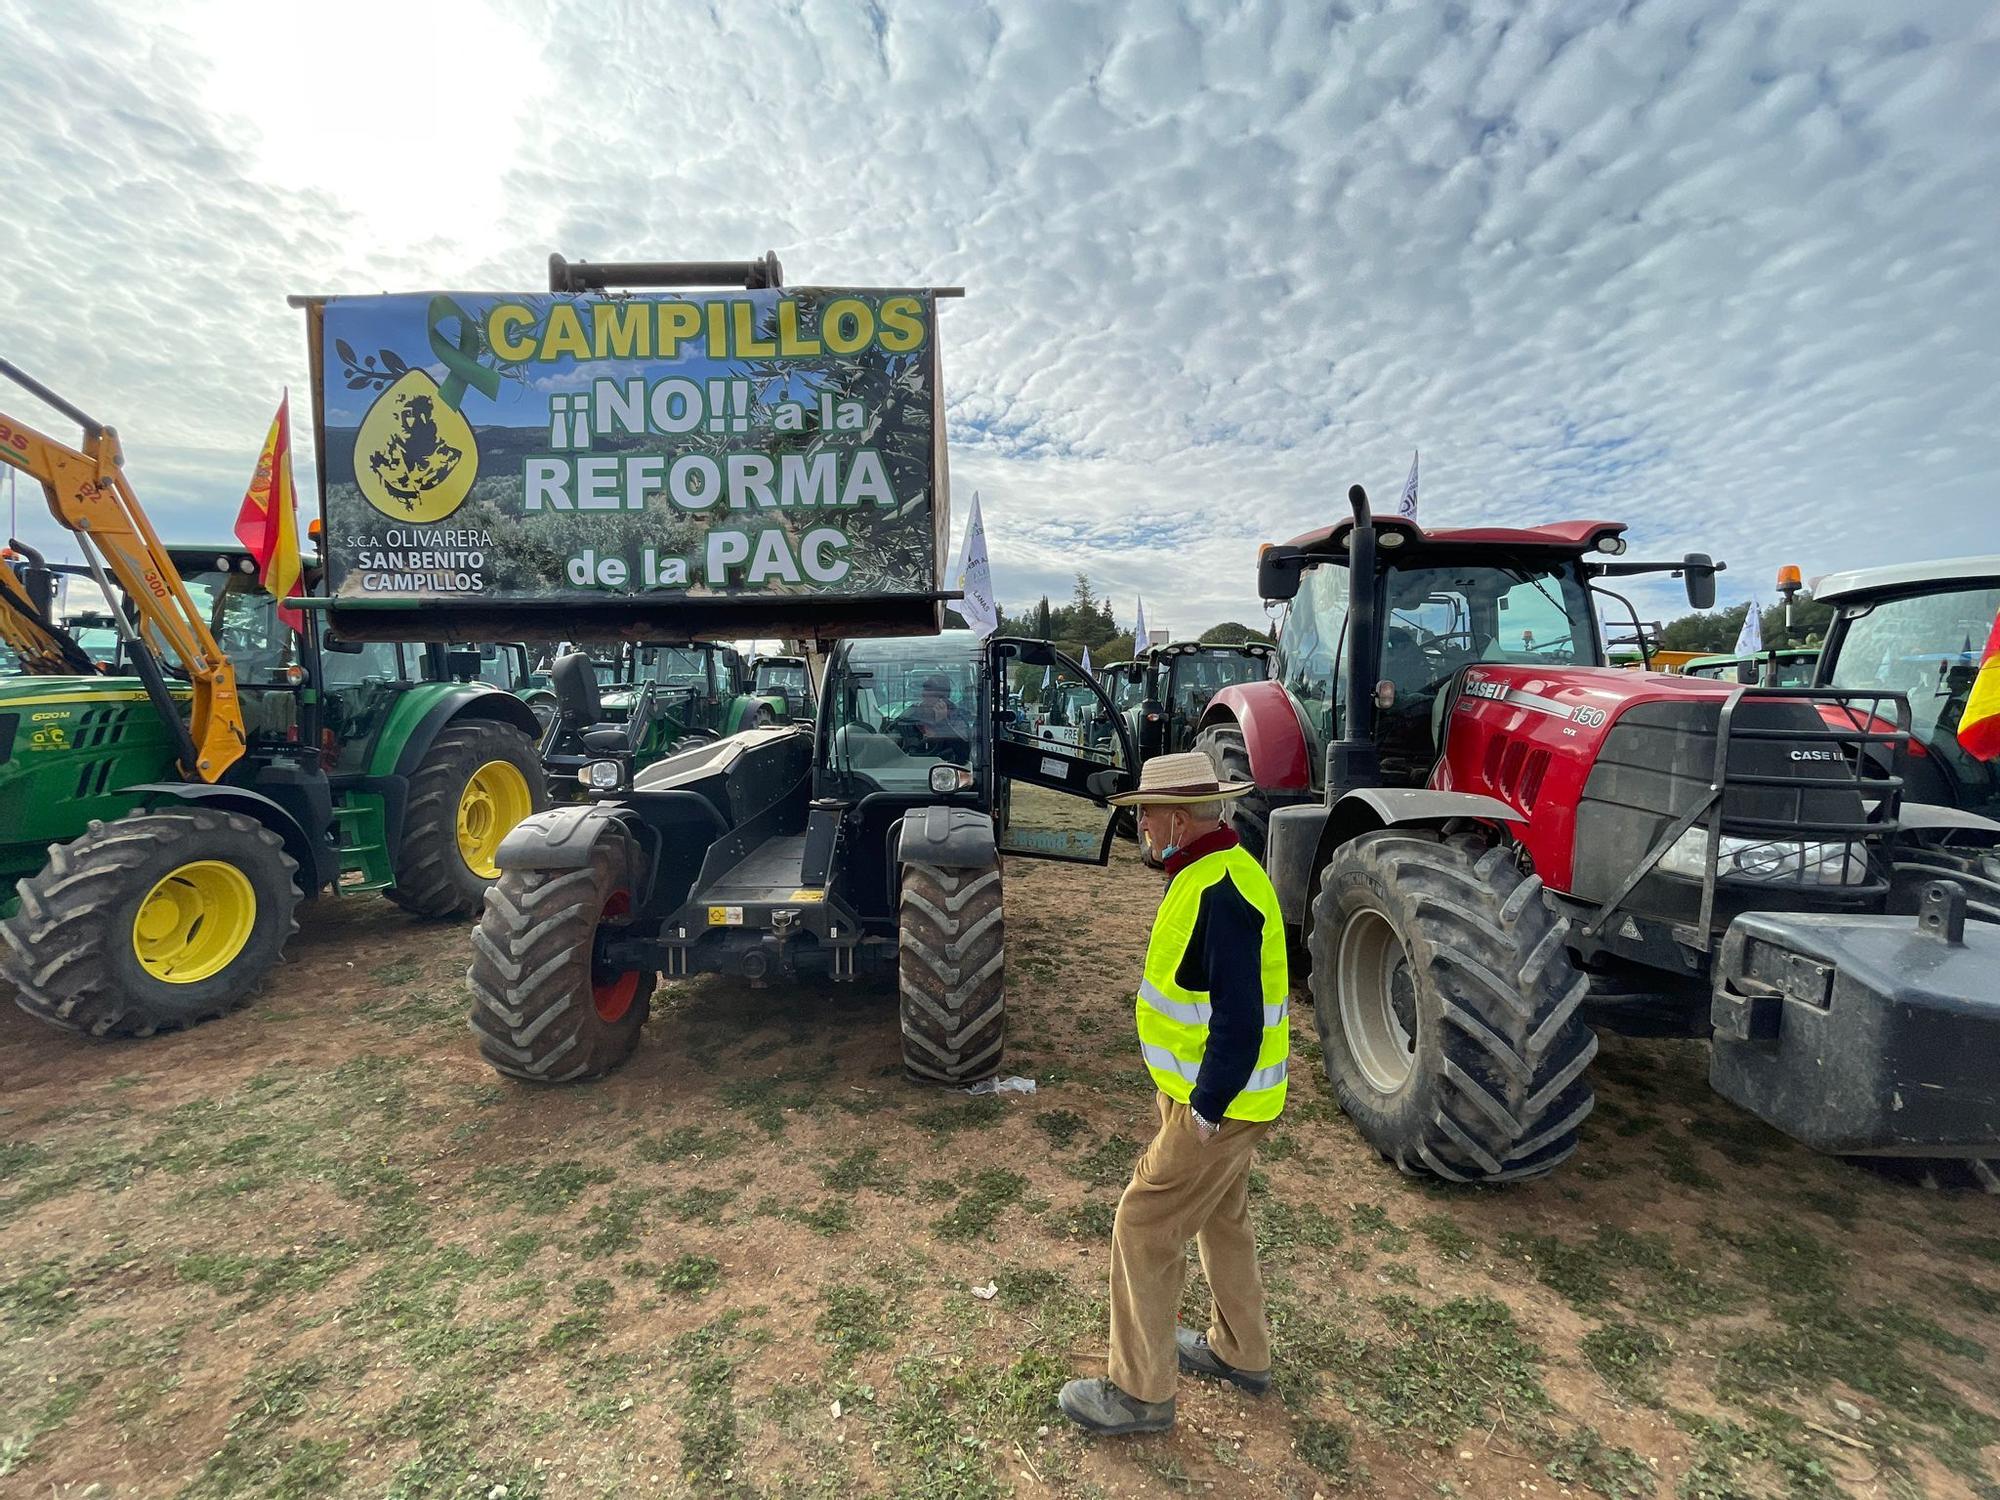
1133, 843, 1290, 1122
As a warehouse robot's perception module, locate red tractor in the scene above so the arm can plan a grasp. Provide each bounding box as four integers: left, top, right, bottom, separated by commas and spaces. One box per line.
1196, 485, 2000, 1184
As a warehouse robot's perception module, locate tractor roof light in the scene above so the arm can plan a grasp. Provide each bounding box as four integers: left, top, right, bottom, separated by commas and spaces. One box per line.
582, 759, 623, 790
1777, 563, 1803, 593
1595, 533, 1628, 555
1374, 679, 1396, 709
1377, 531, 1405, 549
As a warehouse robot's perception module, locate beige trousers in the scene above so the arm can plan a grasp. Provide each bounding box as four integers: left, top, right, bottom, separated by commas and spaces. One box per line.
1107, 1091, 1272, 1403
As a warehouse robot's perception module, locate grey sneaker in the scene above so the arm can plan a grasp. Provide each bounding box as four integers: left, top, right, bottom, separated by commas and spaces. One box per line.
1057, 1377, 1174, 1435
1175, 1327, 1272, 1396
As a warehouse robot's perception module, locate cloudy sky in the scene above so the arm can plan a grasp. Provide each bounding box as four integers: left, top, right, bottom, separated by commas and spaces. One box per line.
3, 0, 1995, 638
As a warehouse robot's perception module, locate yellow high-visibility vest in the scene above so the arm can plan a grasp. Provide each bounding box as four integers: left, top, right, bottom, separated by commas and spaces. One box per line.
1134, 843, 1289, 1121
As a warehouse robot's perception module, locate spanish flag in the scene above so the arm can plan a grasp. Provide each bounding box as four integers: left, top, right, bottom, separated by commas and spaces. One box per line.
233, 394, 304, 631
1958, 607, 2000, 761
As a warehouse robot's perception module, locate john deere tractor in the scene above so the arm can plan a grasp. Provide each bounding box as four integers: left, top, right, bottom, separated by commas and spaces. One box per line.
1196, 485, 2000, 1182
0, 361, 546, 1036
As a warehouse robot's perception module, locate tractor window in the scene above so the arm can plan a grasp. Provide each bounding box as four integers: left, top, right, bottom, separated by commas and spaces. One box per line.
1277, 563, 1348, 742
640, 647, 710, 691
1166, 649, 1268, 723
321, 640, 404, 686
1110, 667, 1145, 712
823, 632, 984, 793
1829, 586, 2000, 752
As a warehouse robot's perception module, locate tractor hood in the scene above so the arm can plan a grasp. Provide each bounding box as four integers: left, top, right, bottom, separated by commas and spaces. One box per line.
0, 672, 163, 709
1431, 664, 1880, 906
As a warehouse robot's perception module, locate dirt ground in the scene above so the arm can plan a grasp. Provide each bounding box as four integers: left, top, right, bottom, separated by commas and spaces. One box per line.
3, 846, 1997, 1500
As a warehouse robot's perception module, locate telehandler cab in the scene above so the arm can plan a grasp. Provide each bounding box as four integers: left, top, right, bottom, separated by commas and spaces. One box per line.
0, 359, 546, 1037
1198, 485, 2000, 1182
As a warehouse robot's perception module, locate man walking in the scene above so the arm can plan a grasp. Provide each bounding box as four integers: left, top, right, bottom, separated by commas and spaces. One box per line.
1059, 752, 1290, 1436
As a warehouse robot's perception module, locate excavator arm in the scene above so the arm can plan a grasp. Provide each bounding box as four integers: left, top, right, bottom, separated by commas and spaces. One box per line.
0, 542, 100, 675
0, 359, 246, 782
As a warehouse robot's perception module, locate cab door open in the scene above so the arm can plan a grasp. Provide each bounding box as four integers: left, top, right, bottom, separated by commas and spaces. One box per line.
988, 637, 1135, 864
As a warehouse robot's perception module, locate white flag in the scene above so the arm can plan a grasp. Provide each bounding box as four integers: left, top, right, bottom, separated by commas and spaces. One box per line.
1734, 602, 1762, 655
1134, 595, 1148, 653
1080, 644, 1094, 678
1399, 450, 1419, 519
1041, 663, 1053, 691
952, 490, 999, 640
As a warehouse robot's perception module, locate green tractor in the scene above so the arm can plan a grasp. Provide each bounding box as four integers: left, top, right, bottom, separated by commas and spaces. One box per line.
0, 363, 548, 1036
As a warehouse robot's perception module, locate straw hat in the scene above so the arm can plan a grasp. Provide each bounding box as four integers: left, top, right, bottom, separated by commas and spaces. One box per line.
1106, 750, 1256, 807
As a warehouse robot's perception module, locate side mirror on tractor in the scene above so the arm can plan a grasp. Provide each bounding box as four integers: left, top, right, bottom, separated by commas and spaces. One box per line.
1683, 553, 1718, 610
1258, 544, 1305, 602
322, 631, 365, 655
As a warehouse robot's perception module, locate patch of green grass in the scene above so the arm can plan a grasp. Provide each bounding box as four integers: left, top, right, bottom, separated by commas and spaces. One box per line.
670, 1318, 751, 1488
637, 1123, 740, 1163
930, 1169, 1028, 1242
177, 1251, 259, 1294
1581, 1319, 1671, 1406
879, 1356, 1003, 1500
577, 1188, 648, 1255
1933, 1273, 2000, 1318
792, 1199, 855, 1235
1294, 1416, 1355, 1480
484, 1230, 545, 1274
910, 1094, 1006, 1137
1502, 1231, 1615, 1307
1652, 1133, 1722, 1191
181, 1360, 347, 1500
819, 1145, 905, 1195
1, 1259, 80, 1330
539, 1311, 603, 1351
1952, 1233, 2000, 1266
1349, 1295, 1550, 1445
1052, 1200, 1116, 1238
816, 1284, 891, 1368
659, 1254, 721, 1296
370, 956, 424, 986
1545, 1426, 1656, 1499
0, 1375, 100, 1480
662, 1185, 736, 1225
917, 1176, 959, 1202
0, 1140, 49, 1180
1349, 1202, 1411, 1252
1031, 1109, 1086, 1149
1415, 1213, 1476, 1260
570, 1275, 615, 1308
1067, 1133, 1141, 1187
1255, 1199, 1343, 1255
1790, 1186, 1860, 1229
721, 1066, 829, 1136
476, 1162, 615, 1214
1674, 1410, 1836, 1500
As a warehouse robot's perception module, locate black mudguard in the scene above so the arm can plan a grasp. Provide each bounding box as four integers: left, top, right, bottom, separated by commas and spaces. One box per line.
897, 806, 997, 871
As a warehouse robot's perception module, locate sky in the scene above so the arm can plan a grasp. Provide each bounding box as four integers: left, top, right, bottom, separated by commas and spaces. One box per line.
2, 0, 1996, 641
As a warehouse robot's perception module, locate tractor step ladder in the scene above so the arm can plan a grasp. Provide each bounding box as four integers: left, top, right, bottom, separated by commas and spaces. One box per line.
331, 799, 395, 892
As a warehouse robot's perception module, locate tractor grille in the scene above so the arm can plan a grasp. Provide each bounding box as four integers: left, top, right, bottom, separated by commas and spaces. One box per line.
1573, 686, 1907, 945
71, 705, 131, 750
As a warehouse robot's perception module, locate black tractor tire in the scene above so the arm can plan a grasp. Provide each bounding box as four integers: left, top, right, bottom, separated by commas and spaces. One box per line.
385, 719, 547, 920
467, 820, 653, 1083
2, 808, 301, 1037
1194, 722, 1273, 861
899, 861, 1006, 1084
1307, 832, 1596, 1183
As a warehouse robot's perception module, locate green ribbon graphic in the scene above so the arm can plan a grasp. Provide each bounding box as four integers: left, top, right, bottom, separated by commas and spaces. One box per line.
427, 296, 502, 408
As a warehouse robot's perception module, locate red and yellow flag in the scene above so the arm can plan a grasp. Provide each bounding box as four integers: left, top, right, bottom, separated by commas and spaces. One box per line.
234, 394, 304, 631
1958, 607, 2000, 761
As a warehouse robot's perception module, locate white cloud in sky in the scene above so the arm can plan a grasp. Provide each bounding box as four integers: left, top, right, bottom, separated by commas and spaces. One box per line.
1, 0, 1995, 639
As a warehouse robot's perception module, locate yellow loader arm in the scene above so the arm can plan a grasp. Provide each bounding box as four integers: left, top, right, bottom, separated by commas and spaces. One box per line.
0, 359, 246, 781
0, 545, 99, 675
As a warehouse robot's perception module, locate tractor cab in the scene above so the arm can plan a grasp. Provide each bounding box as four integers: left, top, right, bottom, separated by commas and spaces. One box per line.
750, 653, 813, 720
1254, 515, 1622, 790
1130, 641, 1274, 759
1814, 556, 2000, 826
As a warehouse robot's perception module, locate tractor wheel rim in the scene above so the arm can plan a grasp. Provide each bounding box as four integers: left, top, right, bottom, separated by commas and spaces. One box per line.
1337, 908, 1418, 1095
457, 760, 532, 879
131, 860, 257, 984
592, 890, 640, 1023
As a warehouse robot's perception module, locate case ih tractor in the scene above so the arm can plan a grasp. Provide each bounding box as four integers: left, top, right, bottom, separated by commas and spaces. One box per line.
1195, 485, 2000, 1183
470, 631, 1133, 1085
0, 361, 546, 1037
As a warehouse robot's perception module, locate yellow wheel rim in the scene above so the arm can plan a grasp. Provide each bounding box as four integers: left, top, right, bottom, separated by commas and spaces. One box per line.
131, 860, 258, 985
457, 759, 533, 879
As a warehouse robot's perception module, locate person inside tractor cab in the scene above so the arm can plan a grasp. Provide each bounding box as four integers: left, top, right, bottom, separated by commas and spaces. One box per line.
893, 673, 973, 762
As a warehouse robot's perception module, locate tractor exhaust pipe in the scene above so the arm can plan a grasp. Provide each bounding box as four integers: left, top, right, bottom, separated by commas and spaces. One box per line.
1344, 484, 1377, 748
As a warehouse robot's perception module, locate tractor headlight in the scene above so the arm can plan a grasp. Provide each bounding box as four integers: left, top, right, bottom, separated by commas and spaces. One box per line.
582, 759, 624, 791
928, 765, 974, 794
1657, 828, 1867, 885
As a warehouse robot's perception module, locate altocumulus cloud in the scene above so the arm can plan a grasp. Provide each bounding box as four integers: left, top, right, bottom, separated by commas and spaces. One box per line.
0, 0, 1995, 632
